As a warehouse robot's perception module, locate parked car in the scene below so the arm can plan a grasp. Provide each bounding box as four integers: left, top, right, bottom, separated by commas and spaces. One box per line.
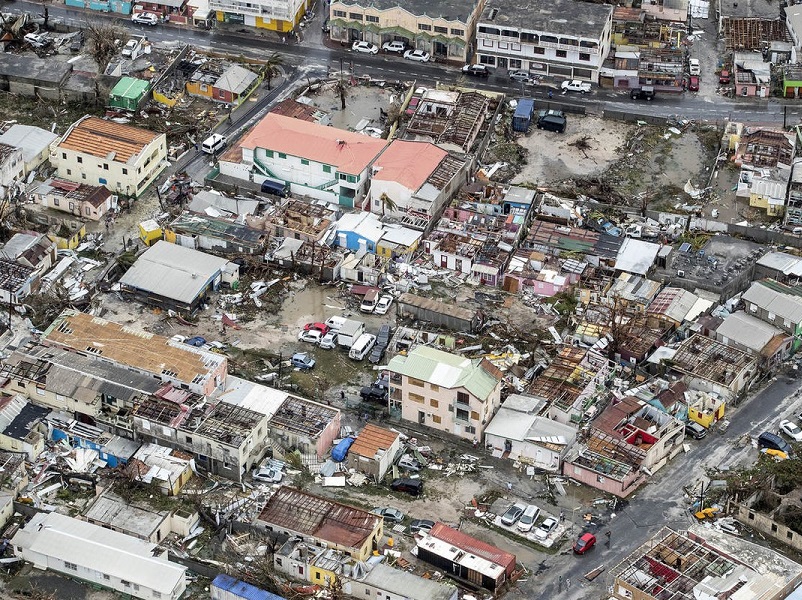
319, 331, 338, 349
500, 503, 526, 526
561, 79, 591, 93
685, 421, 707, 440
630, 86, 655, 101
573, 532, 596, 554
24, 33, 50, 48
303, 322, 330, 334
509, 70, 531, 83
131, 11, 159, 25
462, 64, 490, 77
185, 336, 206, 347
291, 352, 315, 370
391, 478, 422, 496
688, 75, 699, 92
537, 113, 566, 133
352, 40, 379, 54
689, 58, 701, 75
121, 39, 140, 58
780, 419, 802, 442
376, 324, 392, 347
298, 329, 323, 344
534, 517, 558, 540
69, 32, 84, 52
396, 455, 422, 472
374, 295, 393, 315
409, 519, 435, 534
403, 49, 430, 62
719, 70, 731, 84
382, 40, 406, 53
517, 505, 541, 532
253, 466, 283, 483
372, 507, 404, 523
360, 385, 388, 402
368, 344, 385, 364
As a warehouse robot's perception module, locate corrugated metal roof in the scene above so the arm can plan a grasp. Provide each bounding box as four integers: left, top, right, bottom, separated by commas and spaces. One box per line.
211, 575, 285, 600
743, 280, 802, 324
58, 116, 160, 164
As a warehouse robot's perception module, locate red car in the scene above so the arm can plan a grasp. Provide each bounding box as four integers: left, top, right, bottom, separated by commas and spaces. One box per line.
303, 322, 330, 335
688, 75, 699, 92
573, 532, 596, 554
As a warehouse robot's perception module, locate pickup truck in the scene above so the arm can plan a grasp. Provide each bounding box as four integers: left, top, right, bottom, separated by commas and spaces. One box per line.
561, 80, 591, 93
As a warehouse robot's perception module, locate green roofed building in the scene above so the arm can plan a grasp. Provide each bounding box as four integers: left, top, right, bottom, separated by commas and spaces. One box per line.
108, 77, 151, 111
387, 345, 503, 440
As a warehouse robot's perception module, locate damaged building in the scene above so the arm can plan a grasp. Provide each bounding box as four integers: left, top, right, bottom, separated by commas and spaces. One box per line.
404, 89, 494, 154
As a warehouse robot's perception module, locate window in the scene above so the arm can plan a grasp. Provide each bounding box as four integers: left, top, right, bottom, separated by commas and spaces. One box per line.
69, 202, 75, 211
479, 54, 496, 65
365, 591, 371, 596
103, 574, 110, 580
77, 156, 82, 163
456, 407, 469, 421
457, 391, 469, 404
430, 383, 439, 392
85, 207, 91, 215
498, 42, 508, 50
276, 558, 283, 566
185, 436, 192, 444
103, 163, 109, 170
432, 415, 442, 424
418, 23, 431, 31
749, 303, 757, 313
772, 523, 778, 533
768, 312, 776, 321
66, 169, 71, 176
556, 50, 567, 58
408, 377, 425, 387
430, 399, 439, 408
278, 152, 287, 159
465, 425, 475, 434
450, 28, 464, 35
409, 392, 425, 403
339, 173, 347, 180
533, 47, 545, 55
347, 175, 356, 183
788, 530, 794, 539
122, 168, 128, 175
81, 173, 86, 180
61, 152, 66, 159
470, 410, 480, 421
509, 59, 522, 68
54, 198, 60, 206
478, 26, 499, 35
349, 12, 363, 19
366, 15, 379, 22
482, 39, 494, 48
521, 32, 537, 43
122, 581, 131, 588
579, 52, 590, 61
266, 150, 275, 158
301, 159, 309, 165
323, 165, 332, 173
64, 561, 78, 571
501, 29, 518, 38
434, 25, 447, 33
333, 9, 346, 16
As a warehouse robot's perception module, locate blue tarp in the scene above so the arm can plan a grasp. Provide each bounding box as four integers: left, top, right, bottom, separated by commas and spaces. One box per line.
331, 436, 355, 462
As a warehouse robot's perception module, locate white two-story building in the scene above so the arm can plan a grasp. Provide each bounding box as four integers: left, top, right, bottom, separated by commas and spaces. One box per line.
219, 113, 387, 208
475, 0, 613, 83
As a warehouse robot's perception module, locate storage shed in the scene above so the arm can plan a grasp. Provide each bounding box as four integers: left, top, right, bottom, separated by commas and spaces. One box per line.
512, 98, 535, 133
108, 77, 151, 111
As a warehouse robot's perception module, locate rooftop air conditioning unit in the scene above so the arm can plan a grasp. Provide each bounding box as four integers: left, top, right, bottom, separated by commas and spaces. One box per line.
677, 270, 685, 277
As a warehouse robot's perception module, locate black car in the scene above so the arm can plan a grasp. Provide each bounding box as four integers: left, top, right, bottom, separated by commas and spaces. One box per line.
462, 64, 490, 77
360, 385, 387, 402
537, 113, 566, 133
368, 344, 386, 364
376, 323, 392, 347
630, 86, 655, 101
391, 478, 423, 496
69, 32, 84, 52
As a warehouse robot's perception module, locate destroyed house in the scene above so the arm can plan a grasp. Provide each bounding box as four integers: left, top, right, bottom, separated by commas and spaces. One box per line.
257, 487, 383, 561
405, 90, 491, 154
186, 63, 259, 106
424, 230, 513, 286
268, 238, 342, 282
346, 423, 401, 481
416, 523, 516, 592
718, 0, 785, 50
165, 213, 267, 255
669, 334, 757, 397
396, 292, 482, 333
41, 309, 228, 396
0, 395, 48, 461
610, 526, 802, 600
127, 443, 194, 496
0, 343, 164, 421
521, 219, 623, 262
261, 198, 336, 243
267, 395, 341, 459
1, 232, 57, 275
47, 411, 140, 467
0, 258, 38, 305
270, 98, 330, 125
735, 128, 795, 169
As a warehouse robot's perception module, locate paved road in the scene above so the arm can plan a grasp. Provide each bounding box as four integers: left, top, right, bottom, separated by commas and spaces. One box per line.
10, 0, 800, 125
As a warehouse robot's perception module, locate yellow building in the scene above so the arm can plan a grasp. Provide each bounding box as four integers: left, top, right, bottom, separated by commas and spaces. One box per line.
329, 0, 485, 62
48, 221, 86, 250
51, 116, 167, 198
210, 0, 305, 30
138, 219, 164, 246
748, 176, 787, 217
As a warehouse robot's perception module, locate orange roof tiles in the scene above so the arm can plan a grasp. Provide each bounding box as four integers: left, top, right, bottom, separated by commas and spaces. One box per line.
57, 117, 160, 164
239, 113, 387, 175
349, 423, 399, 459
371, 140, 447, 191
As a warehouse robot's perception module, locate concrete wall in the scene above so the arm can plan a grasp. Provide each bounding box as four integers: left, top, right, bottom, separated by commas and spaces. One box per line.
728, 499, 802, 553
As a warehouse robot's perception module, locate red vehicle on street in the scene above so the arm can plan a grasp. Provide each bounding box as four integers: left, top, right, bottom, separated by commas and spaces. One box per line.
688, 76, 700, 92
573, 532, 596, 554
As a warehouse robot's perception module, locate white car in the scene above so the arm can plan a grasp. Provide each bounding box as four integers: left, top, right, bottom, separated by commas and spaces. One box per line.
131, 12, 159, 25
352, 40, 379, 55
319, 331, 338, 349
382, 40, 406, 53
509, 70, 531, 83
534, 517, 558, 540
561, 79, 591, 93
253, 466, 283, 483
780, 419, 802, 442
24, 33, 50, 48
689, 58, 701, 75
403, 49, 430, 63
121, 39, 139, 58
298, 329, 323, 344
373, 295, 393, 315
517, 504, 540, 532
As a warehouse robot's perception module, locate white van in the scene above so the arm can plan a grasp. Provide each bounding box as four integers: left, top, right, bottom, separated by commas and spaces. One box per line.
201, 133, 227, 155
360, 289, 379, 313
349, 333, 376, 360
325, 316, 347, 331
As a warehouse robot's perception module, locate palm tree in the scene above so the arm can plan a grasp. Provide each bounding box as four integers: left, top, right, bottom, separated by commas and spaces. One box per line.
379, 192, 398, 217
263, 52, 284, 90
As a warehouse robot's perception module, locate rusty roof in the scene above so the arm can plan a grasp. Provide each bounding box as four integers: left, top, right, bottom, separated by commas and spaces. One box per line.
57, 116, 160, 164
429, 523, 516, 573
257, 487, 379, 550
349, 423, 399, 459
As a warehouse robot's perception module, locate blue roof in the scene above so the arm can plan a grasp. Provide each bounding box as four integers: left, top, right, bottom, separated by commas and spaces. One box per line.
514, 98, 535, 118
212, 575, 286, 600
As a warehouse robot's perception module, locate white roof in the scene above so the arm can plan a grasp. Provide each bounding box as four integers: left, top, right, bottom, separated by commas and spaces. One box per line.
417, 535, 502, 579
717, 311, 785, 353
485, 407, 575, 444
133, 443, 192, 483
12, 512, 186, 595
616, 238, 661, 275
756, 252, 802, 276
218, 375, 287, 417
380, 224, 422, 247
743, 281, 802, 324
0, 124, 57, 165
337, 212, 384, 244
119, 241, 231, 304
